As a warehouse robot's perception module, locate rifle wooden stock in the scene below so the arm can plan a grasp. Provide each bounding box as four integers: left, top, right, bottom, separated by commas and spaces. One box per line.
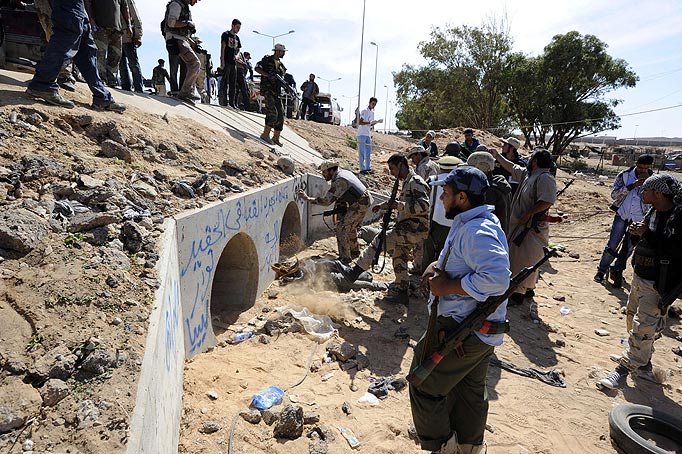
407, 247, 556, 387
372, 163, 402, 269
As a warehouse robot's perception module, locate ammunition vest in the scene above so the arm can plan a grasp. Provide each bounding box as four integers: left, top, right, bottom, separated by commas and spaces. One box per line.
335, 169, 367, 205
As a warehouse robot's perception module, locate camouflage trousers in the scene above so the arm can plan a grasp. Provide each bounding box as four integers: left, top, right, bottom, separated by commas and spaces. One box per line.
356, 218, 429, 289
93, 28, 123, 86
620, 274, 667, 371
335, 195, 370, 261
263, 90, 284, 131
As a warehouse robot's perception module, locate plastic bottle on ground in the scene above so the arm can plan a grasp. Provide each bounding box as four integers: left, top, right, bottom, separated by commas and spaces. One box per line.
251, 386, 284, 410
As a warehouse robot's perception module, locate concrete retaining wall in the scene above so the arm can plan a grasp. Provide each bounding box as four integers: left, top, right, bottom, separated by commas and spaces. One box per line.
128, 173, 384, 452
127, 221, 184, 454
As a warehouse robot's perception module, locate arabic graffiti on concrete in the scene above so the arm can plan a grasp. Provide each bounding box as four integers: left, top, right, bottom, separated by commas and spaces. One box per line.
164, 278, 181, 374
180, 179, 303, 354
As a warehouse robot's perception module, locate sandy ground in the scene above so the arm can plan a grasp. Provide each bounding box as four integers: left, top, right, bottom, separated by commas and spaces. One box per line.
179, 173, 682, 453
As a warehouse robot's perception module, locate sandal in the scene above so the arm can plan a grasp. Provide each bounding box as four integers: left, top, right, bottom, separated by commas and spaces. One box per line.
673, 346, 682, 357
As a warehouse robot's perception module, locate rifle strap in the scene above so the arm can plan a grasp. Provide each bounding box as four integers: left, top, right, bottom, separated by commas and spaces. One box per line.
421, 240, 455, 362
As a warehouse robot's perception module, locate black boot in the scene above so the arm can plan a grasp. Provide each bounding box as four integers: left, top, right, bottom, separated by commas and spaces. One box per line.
610, 269, 623, 289
334, 261, 364, 282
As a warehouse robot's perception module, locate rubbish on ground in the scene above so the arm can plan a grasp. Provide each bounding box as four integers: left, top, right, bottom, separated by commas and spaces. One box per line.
559, 306, 571, 315
357, 392, 379, 405
288, 391, 317, 406
232, 332, 255, 344
278, 307, 338, 341
321, 372, 334, 382
489, 358, 566, 388
367, 377, 408, 399
620, 338, 628, 346
595, 329, 610, 336
251, 386, 284, 410
339, 427, 361, 449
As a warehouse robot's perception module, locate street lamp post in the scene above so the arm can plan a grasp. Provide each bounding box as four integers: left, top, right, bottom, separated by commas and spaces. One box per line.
356, 0, 367, 126
252, 29, 295, 48
383, 84, 389, 133
342, 95, 358, 125
387, 101, 393, 134
634, 124, 639, 145
318, 77, 342, 93
370, 41, 378, 97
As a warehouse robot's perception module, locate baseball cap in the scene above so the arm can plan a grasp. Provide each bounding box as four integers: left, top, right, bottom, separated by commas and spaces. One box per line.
431, 165, 489, 195
273, 43, 287, 51
426, 130, 436, 138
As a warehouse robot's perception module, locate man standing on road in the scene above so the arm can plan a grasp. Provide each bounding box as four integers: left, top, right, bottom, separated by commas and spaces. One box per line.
599, 174, 682, 389
235, 51, 251, 110
300, 73, 319, 120
410, 165, 510, 454
255, 44, 287, 146
420, 156, 461, 272
298, 160, 373, 264
218, 19, 241, 107
119, 0, 143, 93
163, 0, 201, 103
85, 0, 130, 87
490, 147, 556, 320
594, 154, 653, 288
152, 59, 171, 96
337, 153, 430, 305
357, 97, 380, 174
26, 0, 126, 111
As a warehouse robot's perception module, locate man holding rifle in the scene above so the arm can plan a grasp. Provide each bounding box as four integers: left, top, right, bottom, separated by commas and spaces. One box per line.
298, 160, 372, 264
490, 147, 556, 320
600, 174, 682, 389
337, 153, 430, 304
410, 166, 510, 454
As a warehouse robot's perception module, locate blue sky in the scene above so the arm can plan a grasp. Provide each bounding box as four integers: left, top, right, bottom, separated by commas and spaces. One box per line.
135, 0, 682, 138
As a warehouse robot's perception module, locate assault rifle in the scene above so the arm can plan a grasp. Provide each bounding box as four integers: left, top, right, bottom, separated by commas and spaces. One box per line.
407, 247, 557, 387
660, 276, 682, 312
275, 74, 300, 101
372, 162, 403, 271
312, 206, 347, 217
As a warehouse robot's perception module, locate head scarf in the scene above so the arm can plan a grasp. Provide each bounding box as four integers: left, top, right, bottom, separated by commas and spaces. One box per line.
643, 174, 682, 199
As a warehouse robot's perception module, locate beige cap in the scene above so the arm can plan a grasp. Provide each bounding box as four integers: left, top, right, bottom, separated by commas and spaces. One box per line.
319, 160, 338, 171
426, 130, 436, 138
501, 137, 521, 150
273, 43, 287, 51
438, 156, 462, 170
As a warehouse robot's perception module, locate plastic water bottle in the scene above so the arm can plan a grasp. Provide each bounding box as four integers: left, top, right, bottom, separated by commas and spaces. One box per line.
232, 332, 254, 344
251, 386, 284, 410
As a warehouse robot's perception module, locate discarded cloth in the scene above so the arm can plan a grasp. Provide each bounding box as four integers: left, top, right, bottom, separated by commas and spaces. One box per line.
489, 358, 566, 388
277, 307, 338, 341
367, 377, 408, 399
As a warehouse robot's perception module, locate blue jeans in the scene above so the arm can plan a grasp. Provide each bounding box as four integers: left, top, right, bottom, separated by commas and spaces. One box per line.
597, 214, 634, 273
119, 42, 144, 92
358, 135, 372, 171
28, 14, 113, 106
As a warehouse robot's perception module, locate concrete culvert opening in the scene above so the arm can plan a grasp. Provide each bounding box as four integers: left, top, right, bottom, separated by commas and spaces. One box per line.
210, 233, 259, 330
279, 201, 302, 258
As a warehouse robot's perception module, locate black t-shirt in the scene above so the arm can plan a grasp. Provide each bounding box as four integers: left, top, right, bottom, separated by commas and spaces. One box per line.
221, 30, 241, 65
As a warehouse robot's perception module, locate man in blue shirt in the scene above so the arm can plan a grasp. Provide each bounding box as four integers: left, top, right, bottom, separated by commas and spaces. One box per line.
594, 154, 653, 288
410, 166, 510, 454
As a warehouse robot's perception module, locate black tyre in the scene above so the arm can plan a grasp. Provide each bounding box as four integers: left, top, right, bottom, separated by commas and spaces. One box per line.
609, 404, 682, 454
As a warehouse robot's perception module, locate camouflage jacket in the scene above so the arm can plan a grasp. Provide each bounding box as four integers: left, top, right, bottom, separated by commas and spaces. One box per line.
378, 170, 430, 224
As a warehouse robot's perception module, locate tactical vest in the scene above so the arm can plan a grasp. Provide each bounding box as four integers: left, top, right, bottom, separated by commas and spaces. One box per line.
163, 0, 192, 37
335, 169, 367, 205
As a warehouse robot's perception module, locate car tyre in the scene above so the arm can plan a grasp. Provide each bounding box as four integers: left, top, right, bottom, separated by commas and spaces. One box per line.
608, 404, 682, 454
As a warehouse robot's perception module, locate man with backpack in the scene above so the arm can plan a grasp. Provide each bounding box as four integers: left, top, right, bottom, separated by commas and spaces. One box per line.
162, 0, 200, 102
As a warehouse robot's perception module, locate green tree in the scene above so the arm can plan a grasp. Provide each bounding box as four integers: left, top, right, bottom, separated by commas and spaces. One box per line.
508, 32, 638, 156
393, 20, 515, 133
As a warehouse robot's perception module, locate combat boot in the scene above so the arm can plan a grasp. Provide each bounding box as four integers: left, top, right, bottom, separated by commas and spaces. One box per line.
430, 433, 458, 454
382, 287, 409, 305
272, 130, 283, 146
610, 269, 623, 288
458, 442, 487, 454
260, 126, 273, 144
26, 88, 75, 108
335, 261, 364, 283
